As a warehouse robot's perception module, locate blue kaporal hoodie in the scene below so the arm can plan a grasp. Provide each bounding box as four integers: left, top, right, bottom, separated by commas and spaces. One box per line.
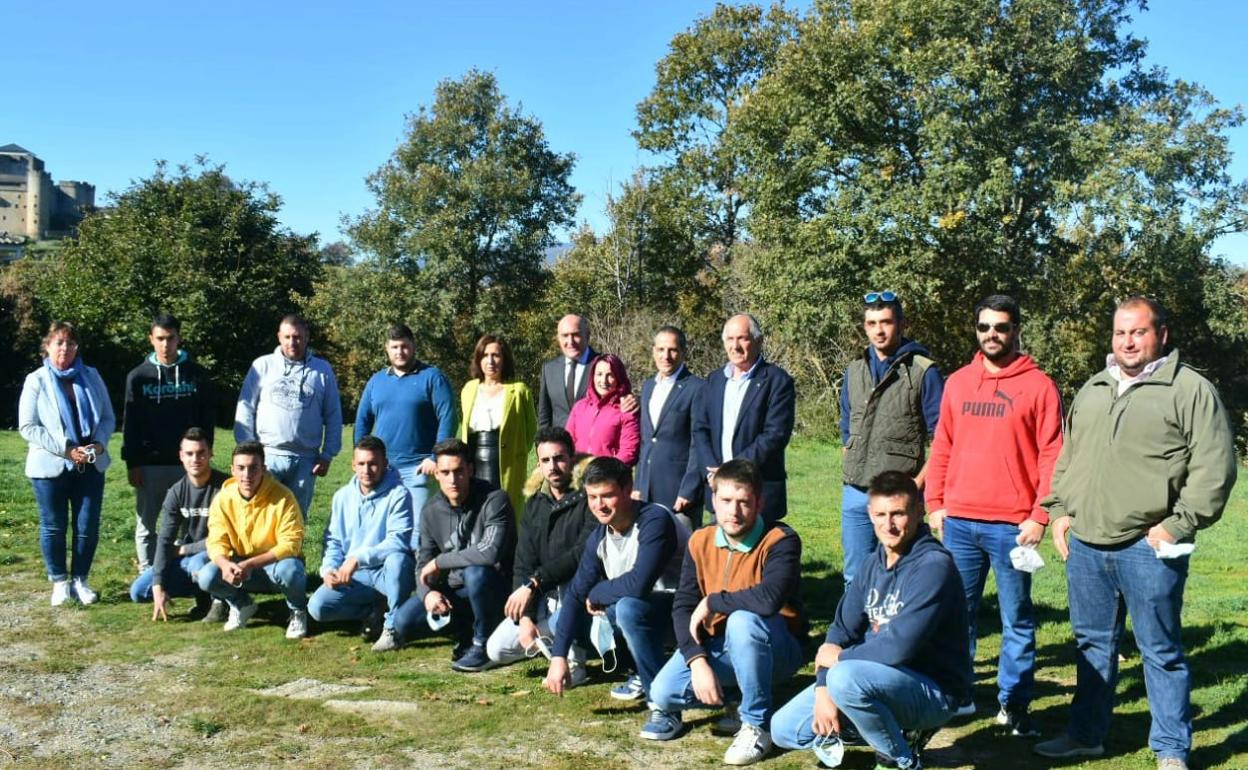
818, 524, 972, 702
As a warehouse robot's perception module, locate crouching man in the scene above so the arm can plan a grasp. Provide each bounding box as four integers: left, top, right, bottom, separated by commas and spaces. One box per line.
308, 436, 415, 652
642, 459, 806, 766
771, 471, 970, 770
199, 440, 308, 638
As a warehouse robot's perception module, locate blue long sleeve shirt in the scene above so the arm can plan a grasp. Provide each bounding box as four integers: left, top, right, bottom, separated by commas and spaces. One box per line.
354, 363, 456, 469
320, 467, 413, 575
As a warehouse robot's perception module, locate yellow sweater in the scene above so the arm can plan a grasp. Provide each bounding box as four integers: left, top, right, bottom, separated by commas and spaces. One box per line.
207, 474, 304, 561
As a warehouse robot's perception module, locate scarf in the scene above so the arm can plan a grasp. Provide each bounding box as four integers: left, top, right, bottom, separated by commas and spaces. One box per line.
44, 357, 98, 455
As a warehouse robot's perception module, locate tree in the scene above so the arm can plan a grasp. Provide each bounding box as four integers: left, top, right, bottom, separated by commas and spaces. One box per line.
634, 2, 796, 260
346, 69, 580, 373
28, 158, 323, 414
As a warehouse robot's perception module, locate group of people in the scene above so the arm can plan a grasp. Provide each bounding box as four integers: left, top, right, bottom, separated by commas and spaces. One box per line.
16, 294, 1236, 770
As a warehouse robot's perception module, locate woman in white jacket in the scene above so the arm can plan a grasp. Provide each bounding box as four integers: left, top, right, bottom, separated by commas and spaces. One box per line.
18, 321, 115, 606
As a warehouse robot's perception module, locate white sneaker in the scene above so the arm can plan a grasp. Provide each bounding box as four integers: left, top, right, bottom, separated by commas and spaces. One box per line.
71, 577, 98, 605
285, 609, 309, 639
724, 723, 772, 766
223, 602, 258, 632
50, 580, 73, 606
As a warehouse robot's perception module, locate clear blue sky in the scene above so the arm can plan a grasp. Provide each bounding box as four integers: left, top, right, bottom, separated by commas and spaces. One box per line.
4, 1, 1245, 264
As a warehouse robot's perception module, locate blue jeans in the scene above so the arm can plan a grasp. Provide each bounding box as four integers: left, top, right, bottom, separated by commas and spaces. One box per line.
264, 452, 316, 520
772, 660, 954, 767
651, 611, 804, 728
308, 552, 414, 631
31, 468, 104, 582
391, 564, 509, 645
1065, 536, 1191, 761
129, 551, 212, 602
942, 516, 1035, 708
607, 593, 675, 698
198, 557, 308, 611
396, 464, 430, 538
841, 484, 876, 586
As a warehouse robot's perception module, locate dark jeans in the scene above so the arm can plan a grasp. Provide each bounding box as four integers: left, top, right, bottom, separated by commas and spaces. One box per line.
391, 564, 509, 646
31, 468, 104, 582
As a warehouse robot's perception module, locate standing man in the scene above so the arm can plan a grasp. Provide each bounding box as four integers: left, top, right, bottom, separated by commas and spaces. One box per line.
1035, 297, 1236, 770
354, 323, 456, 519
123, 313, 216, 573
642, 459, 806, 766
694, 314, 795, 523
925, 294, 1064, 735
235, 314, 342, 519
771, 472, 971, 770
537, 314, 597, 430
198, 441, 308, 639
840, 292, 943, 586
309, 436, 415, 653
634, 325, 705, 530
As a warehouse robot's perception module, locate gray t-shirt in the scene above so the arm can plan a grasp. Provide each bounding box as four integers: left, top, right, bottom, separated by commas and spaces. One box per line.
152, 469, 227, 585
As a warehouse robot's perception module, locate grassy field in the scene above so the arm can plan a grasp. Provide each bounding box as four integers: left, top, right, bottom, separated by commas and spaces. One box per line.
0, 428, 1244, 769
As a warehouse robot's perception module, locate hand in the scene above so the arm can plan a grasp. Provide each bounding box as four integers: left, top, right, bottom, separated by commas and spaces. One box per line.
689, 596, 712, 645
673, 496, 690, 512
419, 559, 441, 587
518, 617, 539, 651
1016, 519, 1046, 547
235, 561, 255, 583
689, 657, 723, 706
705, 467, 718, 485
336, 557, 359, 583
504, 585, 533, 622
544, 656, 570, 696
812, 687, 842, 737
1146, 523, 1177, 550
814, 642, 843, 671
323, 570, 343, 588
424, 590, 450, 615
1050, 516, 1072, 561
418, 458, 438, 476
127, 467, 144, 488
928, 508, 946, 539
68, 446, 90, 464
912, 473, 926, 492
220, 561, 245, 586
311, 459, 331, 477
151, 585, 171, 622
619, 393, 639, 414
630, 490, 641, 501
585, 598, 606, 616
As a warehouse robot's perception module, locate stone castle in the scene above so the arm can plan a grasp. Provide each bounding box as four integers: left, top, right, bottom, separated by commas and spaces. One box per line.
0, 144, 94, 242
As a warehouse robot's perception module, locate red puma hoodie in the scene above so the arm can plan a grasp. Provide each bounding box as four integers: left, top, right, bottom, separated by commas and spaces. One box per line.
924, 352, 1063, 524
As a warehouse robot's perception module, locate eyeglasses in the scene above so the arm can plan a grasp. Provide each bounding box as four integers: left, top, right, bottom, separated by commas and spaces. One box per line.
976, 322, 1014, 334
864, 291, 897, 303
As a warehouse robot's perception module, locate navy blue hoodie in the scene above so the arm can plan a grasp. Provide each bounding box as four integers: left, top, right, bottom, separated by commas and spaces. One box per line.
818, 525, 971, 702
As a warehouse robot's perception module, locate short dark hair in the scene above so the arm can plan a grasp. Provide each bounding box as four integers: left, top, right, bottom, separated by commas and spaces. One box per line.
470, 334, 516, 381
711, 458, 761, 496
432, 438, 473, 464
582, 456, 632, 489
232, 440, 266, 461
151, 313, 181, 333
1117, 295, 1167, 332
654, 325, 688, 353
534, 426, 575, 457
279, 314, 309, 332
386, 323, 414, 342
181, 427, 210, 445
867, 470, 921, 511
864, 297, 904, 322
355, 435, 387, 456
973, 294, 1021, 325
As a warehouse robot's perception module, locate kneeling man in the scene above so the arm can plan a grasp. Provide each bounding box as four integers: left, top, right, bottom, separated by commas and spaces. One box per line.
199, 441, 308, 638
643, 458, 806, 766
772, 471, 970, 770
309, 436, 415, 652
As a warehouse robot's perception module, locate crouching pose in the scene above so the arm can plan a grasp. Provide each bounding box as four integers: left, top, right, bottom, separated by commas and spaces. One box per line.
643, 458, 806, 766
772, 471, 970, 770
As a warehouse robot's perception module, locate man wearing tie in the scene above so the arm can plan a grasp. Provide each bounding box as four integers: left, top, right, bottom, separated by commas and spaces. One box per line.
537, 314, 597, 430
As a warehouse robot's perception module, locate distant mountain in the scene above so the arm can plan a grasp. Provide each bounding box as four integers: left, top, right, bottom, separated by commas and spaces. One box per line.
544, 243, 571, 264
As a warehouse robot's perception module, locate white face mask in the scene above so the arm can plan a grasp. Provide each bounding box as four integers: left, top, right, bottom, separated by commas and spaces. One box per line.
812, 734, 844, 767
427, 611, 452, 632
589, 615, 618, 674
1009, 544, 1045, 574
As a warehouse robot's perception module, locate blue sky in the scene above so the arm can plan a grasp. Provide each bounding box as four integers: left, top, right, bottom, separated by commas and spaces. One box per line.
4, 1, 1245, 264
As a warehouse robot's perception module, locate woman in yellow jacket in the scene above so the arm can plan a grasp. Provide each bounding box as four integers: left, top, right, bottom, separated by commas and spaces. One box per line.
458, 334, 538, 516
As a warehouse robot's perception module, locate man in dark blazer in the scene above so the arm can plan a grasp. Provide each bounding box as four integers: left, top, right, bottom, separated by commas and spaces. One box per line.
537, 314, 597, 430
693, 314, 796, 523
633, 326, 705, 529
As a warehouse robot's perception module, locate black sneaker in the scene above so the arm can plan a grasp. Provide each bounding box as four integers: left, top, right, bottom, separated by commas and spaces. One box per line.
450, 640, 471, 661
997, 704, 1040, 738
451, 643, 496, 672
839, 721, 867, 747
359, 604, 385, 642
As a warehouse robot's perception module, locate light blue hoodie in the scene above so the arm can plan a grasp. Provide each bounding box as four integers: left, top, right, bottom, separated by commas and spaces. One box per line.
320, 466, 413, 575
235, 347, 343, 460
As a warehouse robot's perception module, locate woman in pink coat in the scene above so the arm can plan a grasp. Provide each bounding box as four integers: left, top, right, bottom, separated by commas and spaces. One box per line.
564, 353, 640, 466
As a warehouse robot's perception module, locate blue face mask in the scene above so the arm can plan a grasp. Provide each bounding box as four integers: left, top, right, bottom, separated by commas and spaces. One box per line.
427, 611, 452, 632
589, 615, 618, 674
812, 734, 844, 767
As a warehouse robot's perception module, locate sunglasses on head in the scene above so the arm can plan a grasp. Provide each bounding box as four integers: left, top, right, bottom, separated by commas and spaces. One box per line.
864, 290, 898, 303
976, 322, 1014, 334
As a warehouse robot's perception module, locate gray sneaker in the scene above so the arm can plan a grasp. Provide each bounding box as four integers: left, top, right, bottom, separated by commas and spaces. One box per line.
372, 628, 401, 653
1034, 733, 1104, 758
202, 599, 228, 623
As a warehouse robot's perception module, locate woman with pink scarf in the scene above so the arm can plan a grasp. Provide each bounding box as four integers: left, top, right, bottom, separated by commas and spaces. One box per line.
564, 353, 640, 466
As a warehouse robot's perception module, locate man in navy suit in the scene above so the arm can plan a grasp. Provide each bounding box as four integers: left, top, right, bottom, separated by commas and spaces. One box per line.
693, 314, 796, 523
537, 314, 597, 430
633, 326, 705, 530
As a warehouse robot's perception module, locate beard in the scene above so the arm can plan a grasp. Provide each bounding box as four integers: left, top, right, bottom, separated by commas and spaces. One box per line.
979, 338, 1015, 363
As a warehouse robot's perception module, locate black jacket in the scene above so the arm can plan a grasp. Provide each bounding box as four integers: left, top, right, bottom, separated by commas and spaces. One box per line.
513, 477, 596, 620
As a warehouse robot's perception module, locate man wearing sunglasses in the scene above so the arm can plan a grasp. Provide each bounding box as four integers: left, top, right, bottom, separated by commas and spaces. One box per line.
840, 291, 944, 586
924, 294, 1064, 737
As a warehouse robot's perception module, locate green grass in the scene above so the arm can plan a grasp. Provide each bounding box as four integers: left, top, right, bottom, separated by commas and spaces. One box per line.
0, 429, 1244, 769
